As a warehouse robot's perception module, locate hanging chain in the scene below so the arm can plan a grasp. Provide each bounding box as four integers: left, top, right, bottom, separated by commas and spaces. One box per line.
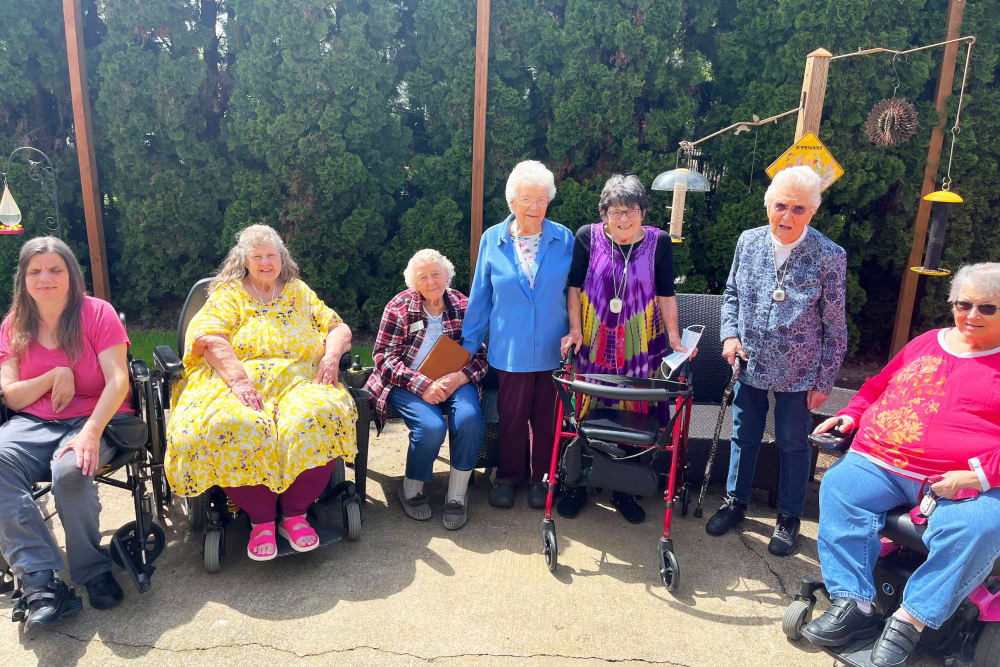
942, 40, 975, 191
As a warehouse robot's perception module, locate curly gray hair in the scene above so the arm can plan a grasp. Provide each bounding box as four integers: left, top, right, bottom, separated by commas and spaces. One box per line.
210, 224, 300, 291
404, 248, 455, 290
948, 263, 1000, 302
505, 160, 556, 212
764, 166, 823, 211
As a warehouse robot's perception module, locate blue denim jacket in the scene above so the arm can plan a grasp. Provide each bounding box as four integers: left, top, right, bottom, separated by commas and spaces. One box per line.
461, 214, 574, 372
720, 225, 847, 394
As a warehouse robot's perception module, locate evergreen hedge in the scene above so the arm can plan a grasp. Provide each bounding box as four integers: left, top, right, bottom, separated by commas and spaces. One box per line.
1, 0, 997, 359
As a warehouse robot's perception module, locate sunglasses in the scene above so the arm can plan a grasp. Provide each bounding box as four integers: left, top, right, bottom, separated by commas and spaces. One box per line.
772, 202, 810, 215
953, 300, 998, 316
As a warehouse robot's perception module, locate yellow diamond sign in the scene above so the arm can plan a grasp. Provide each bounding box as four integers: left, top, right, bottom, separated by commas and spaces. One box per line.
766, 131, 844, 191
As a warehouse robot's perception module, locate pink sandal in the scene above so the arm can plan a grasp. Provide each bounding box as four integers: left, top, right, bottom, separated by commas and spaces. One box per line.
247, 522, 277, 561
278, 515, 319, 553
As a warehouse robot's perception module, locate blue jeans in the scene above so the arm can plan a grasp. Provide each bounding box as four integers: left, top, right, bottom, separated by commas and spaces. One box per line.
387, 383, 484, 483
819, 453, 1000, 629
726, 381, 811, 516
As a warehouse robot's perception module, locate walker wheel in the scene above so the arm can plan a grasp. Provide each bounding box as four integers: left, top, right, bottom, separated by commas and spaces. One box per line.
659, 548, 680, 591
344, 500, 362, 541
185, 491, 210, 531
110, 521, 166, 567
203, 528, 223, 573
782, 599, 812, 641
542, 526, 558, 572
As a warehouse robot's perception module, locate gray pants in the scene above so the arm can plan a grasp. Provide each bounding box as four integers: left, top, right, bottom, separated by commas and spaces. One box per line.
0, 415, 118, 585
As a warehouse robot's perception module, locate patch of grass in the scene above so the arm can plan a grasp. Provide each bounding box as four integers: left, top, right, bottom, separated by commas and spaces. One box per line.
127, 328, 373, 368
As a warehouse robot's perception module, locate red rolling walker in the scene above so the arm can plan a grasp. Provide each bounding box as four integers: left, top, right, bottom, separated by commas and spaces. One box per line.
541, 348, 694, 591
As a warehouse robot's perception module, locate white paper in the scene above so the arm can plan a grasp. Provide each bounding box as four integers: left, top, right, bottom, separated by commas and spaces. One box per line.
662, 324, 704, 374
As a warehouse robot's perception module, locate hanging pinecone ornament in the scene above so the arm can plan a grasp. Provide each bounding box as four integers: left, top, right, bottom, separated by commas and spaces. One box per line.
865, 98, 919, 147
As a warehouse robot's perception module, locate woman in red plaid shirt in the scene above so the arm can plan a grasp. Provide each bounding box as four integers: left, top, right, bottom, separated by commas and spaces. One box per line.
365, 250, 488, 530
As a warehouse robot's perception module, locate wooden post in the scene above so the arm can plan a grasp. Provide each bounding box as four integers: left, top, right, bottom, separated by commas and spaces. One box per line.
63, 0, 110, 300
794, 48, 832, 141
889, 0, 966, 356
469, 0, 490, 275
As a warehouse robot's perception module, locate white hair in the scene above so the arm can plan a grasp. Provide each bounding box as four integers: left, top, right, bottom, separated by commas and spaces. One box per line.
505, 160, 557, 212
764, 166, 823, 210
403, 248, 455, 290
949, 263, 1000, 302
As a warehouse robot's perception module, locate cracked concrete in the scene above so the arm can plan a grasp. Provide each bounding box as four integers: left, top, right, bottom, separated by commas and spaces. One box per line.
2, 424, 938, 666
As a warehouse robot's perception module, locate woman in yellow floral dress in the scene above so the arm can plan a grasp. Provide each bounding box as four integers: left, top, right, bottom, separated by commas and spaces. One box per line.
165, 225, 357, 561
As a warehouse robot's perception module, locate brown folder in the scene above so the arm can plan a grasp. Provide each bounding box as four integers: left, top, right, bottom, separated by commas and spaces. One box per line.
417, 335, 471, 381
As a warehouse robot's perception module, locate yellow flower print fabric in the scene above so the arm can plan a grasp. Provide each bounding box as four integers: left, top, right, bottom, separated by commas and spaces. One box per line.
165, 279, 358, 497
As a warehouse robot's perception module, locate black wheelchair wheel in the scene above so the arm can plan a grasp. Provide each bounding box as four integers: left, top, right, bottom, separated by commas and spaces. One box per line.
782, 599, 812, 641
344, 500, 361, 541
541, 524, 558, 572
974, 622, 1000, 667
659, 547, 680, 591
110, 521, 165, 568
152, 467, 171, 515
204, 528, 223, 574
185, 491, 210, 531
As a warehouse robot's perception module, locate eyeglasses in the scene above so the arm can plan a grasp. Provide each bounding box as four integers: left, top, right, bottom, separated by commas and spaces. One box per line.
516, 197, 549, 208
606, 208, 643, 222
772, 202, 811, 216
953, 300, 998, 316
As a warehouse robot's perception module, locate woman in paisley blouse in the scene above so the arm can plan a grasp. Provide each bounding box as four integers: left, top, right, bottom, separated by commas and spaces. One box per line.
801, 263, 1000, 667
706, 166, 847, 556
165, 224, 357, 562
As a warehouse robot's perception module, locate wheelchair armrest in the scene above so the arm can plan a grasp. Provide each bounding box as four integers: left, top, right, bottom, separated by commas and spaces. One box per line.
129, 358, 151, 383
153, 345, 184, 375
339, 352, 353, 371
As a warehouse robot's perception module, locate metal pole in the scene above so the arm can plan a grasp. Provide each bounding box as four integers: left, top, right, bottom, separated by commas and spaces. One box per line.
470, 0, 490, 276
889, 0, 966, 356
63, 0, 111, 300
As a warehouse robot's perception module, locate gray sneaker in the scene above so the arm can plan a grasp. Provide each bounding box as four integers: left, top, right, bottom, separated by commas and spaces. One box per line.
442, 500, 468, 530
397, 483, 432, 521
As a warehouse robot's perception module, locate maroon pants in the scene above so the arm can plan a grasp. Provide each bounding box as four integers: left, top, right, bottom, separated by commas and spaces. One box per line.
496, 369, 558, 484
224, 460, 334, 524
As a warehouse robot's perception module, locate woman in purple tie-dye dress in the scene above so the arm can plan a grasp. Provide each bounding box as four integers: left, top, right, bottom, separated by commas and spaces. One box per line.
557, 175, 688, 523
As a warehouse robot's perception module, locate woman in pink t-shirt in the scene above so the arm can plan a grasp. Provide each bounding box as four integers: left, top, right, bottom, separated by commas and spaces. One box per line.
801, 263, 1000, 667
0, 237, 132, 634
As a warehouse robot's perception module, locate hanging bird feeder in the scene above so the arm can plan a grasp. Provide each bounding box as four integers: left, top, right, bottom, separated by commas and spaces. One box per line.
911, 189, 962, 276
651, 165, 711, 244
0, 179, 23, 235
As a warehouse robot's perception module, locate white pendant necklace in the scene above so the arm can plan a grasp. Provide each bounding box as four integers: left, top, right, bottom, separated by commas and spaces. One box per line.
250, 279, 277, 304
772, 244, 791, 302
607, 226, 637, 314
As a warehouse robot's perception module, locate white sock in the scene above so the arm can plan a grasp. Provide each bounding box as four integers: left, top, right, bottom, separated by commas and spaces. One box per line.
856, 601, 872, 615
402, 476, 424, 499
447, 468, 473, 504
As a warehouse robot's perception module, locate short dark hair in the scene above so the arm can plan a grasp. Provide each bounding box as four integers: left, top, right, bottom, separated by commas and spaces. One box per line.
599, 174, 648, 216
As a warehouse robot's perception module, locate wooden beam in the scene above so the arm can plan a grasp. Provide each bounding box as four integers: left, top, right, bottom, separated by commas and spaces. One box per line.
63, 0, 110, 300
794, 48, 832, 141
470, 0, 490, 275
889, 0, 966, 356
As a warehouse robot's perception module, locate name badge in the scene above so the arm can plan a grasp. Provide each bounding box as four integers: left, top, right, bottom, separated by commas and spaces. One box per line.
409, 320, 424, 333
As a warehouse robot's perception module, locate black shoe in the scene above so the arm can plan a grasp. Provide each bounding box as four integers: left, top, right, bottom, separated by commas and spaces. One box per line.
17, 579, 84, 633
768, 514, 801, 556
801, 598, 882, 647
557, 486, 588, 518
869, 616, 921, 667
488, 482, 515, 508
84, 571, 123, 610
527, 482, 548, 509
705, 495, 746, 536
610, 491, 645, 524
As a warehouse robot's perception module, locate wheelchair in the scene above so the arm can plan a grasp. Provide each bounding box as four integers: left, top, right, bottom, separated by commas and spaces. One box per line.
544, 349, 694, 591
782, 436, 1000, 666
152, 278, 372, 573
2, 316, 169, 624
